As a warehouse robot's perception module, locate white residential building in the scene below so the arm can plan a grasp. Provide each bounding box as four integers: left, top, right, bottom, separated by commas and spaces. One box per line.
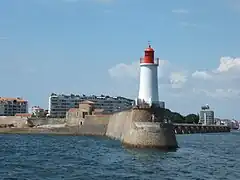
48, 93, 135, 118
199, 104, 215, 125
0, 97, 28, 116
216, 119, 240, 129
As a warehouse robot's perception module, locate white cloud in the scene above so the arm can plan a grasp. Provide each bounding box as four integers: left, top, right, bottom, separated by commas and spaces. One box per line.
191, 56, 240, 99
108, 62, 139, 79
192, 57, 240, 78
193, 88, 240, 99
192, 70, 212, 80
216, 56, 240, 72
108, 56, 240, 100
108, 59, 173, 80
172, 9, 189, 14
108, 56, 240, 118
170, 72, 188, 88
108, 59, 188, 91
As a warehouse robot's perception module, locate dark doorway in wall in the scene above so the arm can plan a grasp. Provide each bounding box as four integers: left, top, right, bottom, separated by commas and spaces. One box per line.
82, 112, 87, 118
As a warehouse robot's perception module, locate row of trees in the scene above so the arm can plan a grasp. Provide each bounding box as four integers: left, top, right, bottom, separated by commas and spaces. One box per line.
164, 108, 199, 124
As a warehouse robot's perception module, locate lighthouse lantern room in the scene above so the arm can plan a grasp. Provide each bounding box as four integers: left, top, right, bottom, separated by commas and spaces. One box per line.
137, 43, 160, 107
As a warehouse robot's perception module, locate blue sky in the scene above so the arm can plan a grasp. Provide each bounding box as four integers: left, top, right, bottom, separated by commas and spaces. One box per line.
1, 0, 240, 119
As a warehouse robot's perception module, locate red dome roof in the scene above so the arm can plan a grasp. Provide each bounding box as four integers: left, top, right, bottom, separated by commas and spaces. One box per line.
144, 45, 154, 52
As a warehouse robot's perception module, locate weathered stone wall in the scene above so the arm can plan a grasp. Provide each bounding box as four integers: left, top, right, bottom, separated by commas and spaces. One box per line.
78, 115, 110, 135
131, 107, 165, 122
106, 109, 132, 140
123, 122, 178, 148
28, 118, 66, 126
84, 115, 110, 125
0, 116, 28, 128
66, 114, 110, 126
66, 115, 82, 126
64, 114, 110, 135
106, 108, 164, 140
0, 116, 68, 128
106, 108, 178, 148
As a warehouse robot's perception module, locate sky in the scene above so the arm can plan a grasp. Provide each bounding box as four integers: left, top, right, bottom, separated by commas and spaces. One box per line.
0, 0, 240, 119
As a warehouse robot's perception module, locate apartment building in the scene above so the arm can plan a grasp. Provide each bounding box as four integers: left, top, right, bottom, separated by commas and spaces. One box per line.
0, 97, 28, 116
48, 93, 135, 118
199, 104, 215, 125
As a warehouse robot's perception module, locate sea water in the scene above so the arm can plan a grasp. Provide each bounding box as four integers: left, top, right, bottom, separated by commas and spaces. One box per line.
0, 132, 240, 180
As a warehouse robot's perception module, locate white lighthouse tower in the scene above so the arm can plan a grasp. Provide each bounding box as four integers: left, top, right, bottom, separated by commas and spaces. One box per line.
137, 43, 160, 107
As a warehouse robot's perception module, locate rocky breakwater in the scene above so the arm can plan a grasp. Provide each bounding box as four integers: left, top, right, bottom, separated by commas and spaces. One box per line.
106, 106, 178, 149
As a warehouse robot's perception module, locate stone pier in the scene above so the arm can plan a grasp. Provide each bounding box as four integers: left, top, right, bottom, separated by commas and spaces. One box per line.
106, 106, 178, 149
173, 124, 230, 134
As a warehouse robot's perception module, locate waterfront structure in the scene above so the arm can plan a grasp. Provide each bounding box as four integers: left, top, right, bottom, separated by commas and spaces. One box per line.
136, 43, 161, 107
230, 120, 239, 129
15, 113, 32, 118
105, 44, 177, 148
0, 97, 28, 116
215, 119, 239, 129
31, 106, 45, 118
199, 105, 214, 125
48, 93, 134, 118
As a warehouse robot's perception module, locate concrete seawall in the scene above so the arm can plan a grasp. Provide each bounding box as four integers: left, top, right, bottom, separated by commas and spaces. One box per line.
0, 117, 67, 127
64, 114, 110, 136
28, 118, 66, 126
106, 108, 178, 149
0, 116, 29, 128
78, 115, 110, 135
106, 110, 132, 140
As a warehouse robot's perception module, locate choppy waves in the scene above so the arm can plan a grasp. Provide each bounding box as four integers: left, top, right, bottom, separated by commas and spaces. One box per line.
0, 132, 240, 180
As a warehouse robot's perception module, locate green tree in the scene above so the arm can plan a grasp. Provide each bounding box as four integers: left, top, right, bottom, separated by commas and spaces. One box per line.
184, 114, 199, 124
164, 109, 185, 123
164, 109, 200, 124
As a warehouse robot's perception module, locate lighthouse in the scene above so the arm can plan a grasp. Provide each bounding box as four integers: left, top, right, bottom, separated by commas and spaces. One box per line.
137, 43, 160, 107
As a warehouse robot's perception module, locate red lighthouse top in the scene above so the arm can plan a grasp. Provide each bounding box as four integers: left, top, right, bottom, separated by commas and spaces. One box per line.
141, 43, 155, 64
144, 44, 155, 52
